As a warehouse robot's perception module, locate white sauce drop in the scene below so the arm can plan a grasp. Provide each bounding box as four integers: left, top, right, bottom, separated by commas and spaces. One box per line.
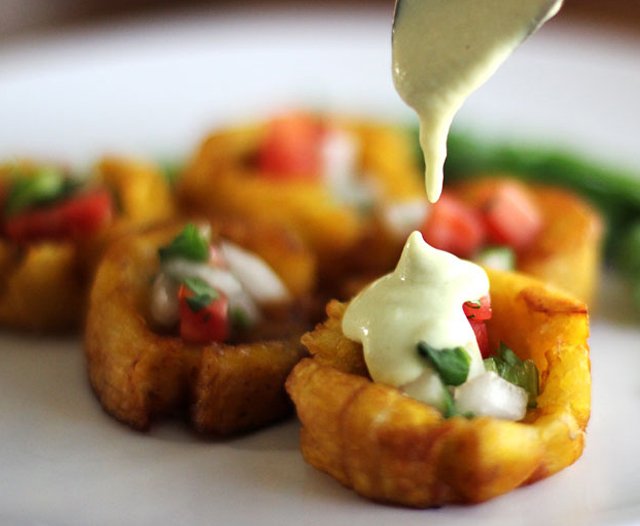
340, 2, 559, 418
342, 231, 489, 411
392, 0, 563, 202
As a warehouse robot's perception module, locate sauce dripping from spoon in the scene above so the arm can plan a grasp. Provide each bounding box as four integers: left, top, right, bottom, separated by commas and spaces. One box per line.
392, 0, 563, 202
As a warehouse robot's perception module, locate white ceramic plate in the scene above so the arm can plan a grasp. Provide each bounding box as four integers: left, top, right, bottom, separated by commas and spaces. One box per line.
1, 5, 639, 525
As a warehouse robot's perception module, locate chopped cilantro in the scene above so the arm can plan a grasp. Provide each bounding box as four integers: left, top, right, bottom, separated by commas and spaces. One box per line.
441, 387, 474, 419
484, 342, 539, 408
183, 277, 218, 313
418, 341, 470, 386
441, 388, 456, 418
4, 167, 67, 217
159, 223, 210, 263
231, 307, 252, 331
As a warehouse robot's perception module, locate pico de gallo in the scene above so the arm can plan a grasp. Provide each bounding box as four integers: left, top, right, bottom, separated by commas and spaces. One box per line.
150, 223, 290, 344
1, 164, 113, 243
255, 112, 428, 239
342, 231, 539, 421
420, 179, 543, 269
256, 115, 544, 273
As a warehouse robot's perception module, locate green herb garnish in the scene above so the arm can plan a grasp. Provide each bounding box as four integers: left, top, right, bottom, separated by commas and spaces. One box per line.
159, 223, 210, 263
183, 277, 218, 313
441, 387, 455, 419
4, 166, 67, 217
417, 341, 470, 386
231, 307, 252, 331
483, 342, 539, 408
440, 387, 475, 419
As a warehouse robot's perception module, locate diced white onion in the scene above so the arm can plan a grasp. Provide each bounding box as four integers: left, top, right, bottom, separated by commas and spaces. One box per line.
473, 246, 516, 272
400, 368, 447, 412
322, 128, 359, 188
321, 128, 376, 209
220, 241, 290, 304
161, 258, 261, 324
150, 273, 180, 327
380, 199, 430, 239
453, 371, 528, 421
162, 259, 243, 296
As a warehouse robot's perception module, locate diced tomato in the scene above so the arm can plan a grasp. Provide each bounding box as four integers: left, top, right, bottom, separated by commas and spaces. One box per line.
178, 284, 229, 344
469, 319, 490, 358
463, 295, 492, 321
481, 181, 542, 250
464, 295, 491, 357
420, 191, 485, 258
257, 113, 323, 180
4, 190, 113, 243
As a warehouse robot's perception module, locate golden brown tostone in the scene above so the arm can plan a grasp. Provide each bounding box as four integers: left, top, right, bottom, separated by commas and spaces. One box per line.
286, 269, 590, 507
0, 157, 176, 333
451, 176, 603, 304
84, 221, 315, 435
177, 117, 425, 294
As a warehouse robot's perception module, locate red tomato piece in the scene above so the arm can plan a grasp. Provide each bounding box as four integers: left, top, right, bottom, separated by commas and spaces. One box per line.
178, 284, 229, 344
4, 190, 113, 243
481, 181, 542, 250
469, 319, 490, 359
257, 113, 323, 180
420, 191, 485, 258
462, 295, 492, 321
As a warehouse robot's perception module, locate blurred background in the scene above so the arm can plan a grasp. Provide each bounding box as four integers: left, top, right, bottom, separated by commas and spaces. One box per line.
2, 0, 639, 168
1, 0, 640, 38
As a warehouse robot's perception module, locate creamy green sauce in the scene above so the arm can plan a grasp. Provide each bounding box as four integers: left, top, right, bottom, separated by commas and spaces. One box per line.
342, 232, 488, 410
392, 0, 563, 202
342, 1, 563, 413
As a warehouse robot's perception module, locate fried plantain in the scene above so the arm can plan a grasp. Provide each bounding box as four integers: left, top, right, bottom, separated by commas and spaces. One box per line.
176, 116, 425, 295
451, 176, 603, 304
286, 269, 590, 507
84, 221, 315, 435
0, 158, 176, 332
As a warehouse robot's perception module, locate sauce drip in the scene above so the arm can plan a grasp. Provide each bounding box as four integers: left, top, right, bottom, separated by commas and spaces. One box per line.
342, 232, 489, 410
392, 0, 563, 202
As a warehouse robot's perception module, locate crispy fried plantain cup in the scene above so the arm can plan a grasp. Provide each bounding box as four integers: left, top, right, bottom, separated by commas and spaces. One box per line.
177, 116, 425, 291
451, 176, 604, 304
84, 221, 316, 435
0, 158, 176, 333
286, 268, 590, 507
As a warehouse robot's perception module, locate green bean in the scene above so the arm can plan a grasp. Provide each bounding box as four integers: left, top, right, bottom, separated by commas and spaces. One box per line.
613, 221, 640, 275
610, 221, 640, 313
444, 132, 640, 227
